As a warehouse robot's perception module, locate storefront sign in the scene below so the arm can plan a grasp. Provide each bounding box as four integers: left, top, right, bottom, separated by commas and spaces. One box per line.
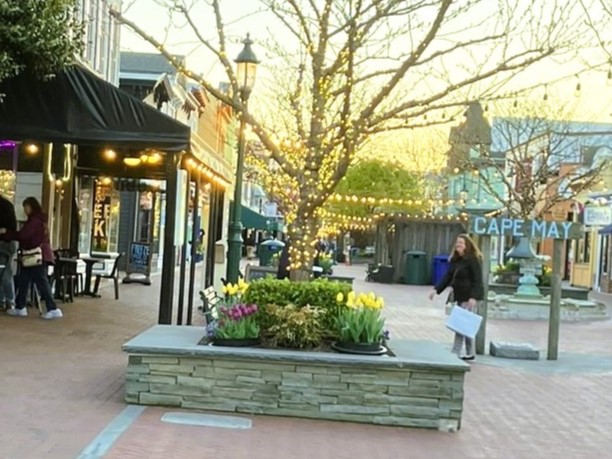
115, 179, 164, 193
127, 242, 152, 276
584, 206, 612, 226
91, 184, 112, 252
470, 216, 583, 240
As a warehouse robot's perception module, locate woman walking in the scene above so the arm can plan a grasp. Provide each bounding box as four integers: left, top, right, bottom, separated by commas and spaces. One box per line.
429, 234, 483, 360
0, 197, 62, 319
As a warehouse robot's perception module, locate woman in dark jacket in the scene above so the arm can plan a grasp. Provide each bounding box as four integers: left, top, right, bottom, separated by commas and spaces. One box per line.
0, 197, 62, 319
429, 234, 483, 360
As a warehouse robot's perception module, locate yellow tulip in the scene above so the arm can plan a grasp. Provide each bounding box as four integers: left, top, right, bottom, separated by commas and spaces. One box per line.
336, 292, 344, 303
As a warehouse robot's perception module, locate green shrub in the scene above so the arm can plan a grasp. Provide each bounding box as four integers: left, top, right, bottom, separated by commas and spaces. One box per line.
244, 278, 351, 307
265, 304, 324, 349
494, 260, 520, 275
243, 278, 351, 331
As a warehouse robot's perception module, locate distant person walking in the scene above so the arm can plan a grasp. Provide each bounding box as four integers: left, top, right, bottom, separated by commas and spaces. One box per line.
0, 194, 17, 310
277, 239, 290, 280
429, 234, 483, 361
0, 197, 62, 319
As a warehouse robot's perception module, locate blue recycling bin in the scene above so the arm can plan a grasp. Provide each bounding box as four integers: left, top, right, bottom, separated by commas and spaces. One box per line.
432, 255, 450, 286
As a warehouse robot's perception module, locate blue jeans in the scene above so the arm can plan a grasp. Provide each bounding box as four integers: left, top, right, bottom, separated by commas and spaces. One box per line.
0, 241, 16, 307
16, 263, 57, 311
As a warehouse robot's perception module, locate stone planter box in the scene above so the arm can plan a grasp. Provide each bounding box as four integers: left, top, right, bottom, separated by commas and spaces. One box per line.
495, 273, 521, 285
123, 326, 470, 431
323, 275, 354, 285
488, 283, 589, 300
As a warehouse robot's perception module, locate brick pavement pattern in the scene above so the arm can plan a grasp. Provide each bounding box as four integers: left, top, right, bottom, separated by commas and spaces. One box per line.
1, 265, 611, 459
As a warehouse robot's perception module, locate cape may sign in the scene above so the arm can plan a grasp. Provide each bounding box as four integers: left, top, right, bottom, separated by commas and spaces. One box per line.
470, 216, 584, 240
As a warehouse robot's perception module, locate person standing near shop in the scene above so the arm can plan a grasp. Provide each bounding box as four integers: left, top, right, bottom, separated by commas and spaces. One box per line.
429, 234, 483, 361
0, 197, 62, 319
0, 194, 17, 310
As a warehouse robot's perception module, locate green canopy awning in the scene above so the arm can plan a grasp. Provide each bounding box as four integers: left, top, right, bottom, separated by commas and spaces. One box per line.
240, 205, 269, 230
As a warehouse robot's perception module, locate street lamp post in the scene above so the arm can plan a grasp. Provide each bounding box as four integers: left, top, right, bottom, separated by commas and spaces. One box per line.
226, 34, 259, 284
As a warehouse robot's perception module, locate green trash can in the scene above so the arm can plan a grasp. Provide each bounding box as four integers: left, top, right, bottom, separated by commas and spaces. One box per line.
258, 239, 285, 267
404, 251, 428, 285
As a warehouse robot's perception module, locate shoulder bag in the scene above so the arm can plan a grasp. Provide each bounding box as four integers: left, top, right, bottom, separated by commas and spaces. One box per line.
21, 247, 43, 268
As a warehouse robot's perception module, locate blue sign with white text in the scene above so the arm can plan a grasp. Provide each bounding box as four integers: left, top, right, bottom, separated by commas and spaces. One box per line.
469, 217, 583, 240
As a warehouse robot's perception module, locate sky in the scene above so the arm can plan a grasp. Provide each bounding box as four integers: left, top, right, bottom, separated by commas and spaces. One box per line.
117, 0, 612, 167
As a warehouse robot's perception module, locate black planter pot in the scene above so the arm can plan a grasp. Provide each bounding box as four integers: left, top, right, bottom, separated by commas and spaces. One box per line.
332, 341, 387, 356
211, 337, 261, 347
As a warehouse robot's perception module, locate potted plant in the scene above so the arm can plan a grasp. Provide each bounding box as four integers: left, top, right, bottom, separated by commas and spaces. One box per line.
494, 261, 521, 284
206, 279, 261, 347
319, 253, 334, 275
332, 291, 388, 355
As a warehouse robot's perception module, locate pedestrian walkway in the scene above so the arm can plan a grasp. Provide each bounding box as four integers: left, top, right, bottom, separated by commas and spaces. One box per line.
0, 264, 610, 458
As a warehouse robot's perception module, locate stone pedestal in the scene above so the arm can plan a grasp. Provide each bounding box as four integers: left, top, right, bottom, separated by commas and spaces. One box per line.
490, 341, 540, 360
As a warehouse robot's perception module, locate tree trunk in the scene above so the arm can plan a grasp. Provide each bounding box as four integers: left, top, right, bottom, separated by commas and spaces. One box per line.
287, 213, 320, 282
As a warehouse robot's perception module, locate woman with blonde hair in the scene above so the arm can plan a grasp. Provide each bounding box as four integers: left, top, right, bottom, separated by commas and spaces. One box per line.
429, 234, 483, 361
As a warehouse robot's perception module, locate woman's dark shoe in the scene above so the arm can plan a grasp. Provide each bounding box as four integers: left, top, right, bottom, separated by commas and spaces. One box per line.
461, 355, 475, 361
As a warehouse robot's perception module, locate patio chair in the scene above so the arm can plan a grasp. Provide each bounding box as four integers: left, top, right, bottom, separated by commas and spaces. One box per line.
93, 253, 123, 300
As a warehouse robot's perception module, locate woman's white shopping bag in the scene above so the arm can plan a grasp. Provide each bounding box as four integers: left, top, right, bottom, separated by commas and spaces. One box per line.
445, 305, 482, 339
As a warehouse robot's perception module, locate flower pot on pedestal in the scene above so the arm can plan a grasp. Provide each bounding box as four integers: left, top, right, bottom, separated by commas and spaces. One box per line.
332, 341, 387, 356
211, 337, 261, 347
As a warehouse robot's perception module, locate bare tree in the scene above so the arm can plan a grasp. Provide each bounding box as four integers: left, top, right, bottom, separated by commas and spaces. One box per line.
456, 101, 611, 219
579, 0, 612, 70
112, 0, 598, 278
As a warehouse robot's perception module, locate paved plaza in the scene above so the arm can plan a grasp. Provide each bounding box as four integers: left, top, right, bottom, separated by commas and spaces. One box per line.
1, 264, 611, 459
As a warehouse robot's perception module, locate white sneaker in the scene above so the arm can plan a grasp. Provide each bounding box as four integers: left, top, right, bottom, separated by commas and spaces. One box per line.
7, 308, 27, 317
42, 309, 63, 320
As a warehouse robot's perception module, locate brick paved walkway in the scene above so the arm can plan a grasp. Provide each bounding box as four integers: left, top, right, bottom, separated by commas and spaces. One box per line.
1, 264, 611, 458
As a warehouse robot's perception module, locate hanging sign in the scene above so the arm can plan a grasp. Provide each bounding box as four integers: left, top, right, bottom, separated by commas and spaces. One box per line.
584, 206, 612, 227
91, 183, 112, 252
470, 216, 583, 240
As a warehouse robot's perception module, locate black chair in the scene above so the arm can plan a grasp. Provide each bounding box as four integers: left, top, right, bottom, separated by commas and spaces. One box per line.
56, 248, 83, 293
93, 253, 123, 300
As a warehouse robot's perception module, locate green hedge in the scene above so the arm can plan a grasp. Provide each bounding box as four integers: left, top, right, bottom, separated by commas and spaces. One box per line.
244, 278, 351, 308
243, 278, 352, 332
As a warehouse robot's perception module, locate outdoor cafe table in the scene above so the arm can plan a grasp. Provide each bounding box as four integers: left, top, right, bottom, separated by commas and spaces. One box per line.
80, 256, 106, 298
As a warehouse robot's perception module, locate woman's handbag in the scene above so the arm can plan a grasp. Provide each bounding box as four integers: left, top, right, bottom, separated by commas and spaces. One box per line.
21, 247, 43, 268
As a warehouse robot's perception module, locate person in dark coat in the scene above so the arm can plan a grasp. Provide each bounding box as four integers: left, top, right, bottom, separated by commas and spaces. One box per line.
429, 234, 483, 360
277, 239, 290, 280
0, 197, 62, 319
0, 194, 17, 309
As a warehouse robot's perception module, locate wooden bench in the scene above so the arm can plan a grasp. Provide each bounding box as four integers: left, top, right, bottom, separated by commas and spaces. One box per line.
199, 286, 221, 323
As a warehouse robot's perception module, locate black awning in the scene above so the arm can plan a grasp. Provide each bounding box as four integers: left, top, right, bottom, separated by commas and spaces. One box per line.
0, 66, 190, 151
599, 224, 612, 235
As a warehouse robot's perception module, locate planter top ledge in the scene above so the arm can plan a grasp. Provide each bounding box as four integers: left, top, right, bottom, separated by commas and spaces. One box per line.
123, 325, 470, 373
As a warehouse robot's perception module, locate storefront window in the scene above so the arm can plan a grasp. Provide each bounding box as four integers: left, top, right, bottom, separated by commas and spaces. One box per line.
577, 232, 592, 264
602, 236, 609, 275
108, 187, 120, 253
78, 176, 121, 254
78, 177, 93, 254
